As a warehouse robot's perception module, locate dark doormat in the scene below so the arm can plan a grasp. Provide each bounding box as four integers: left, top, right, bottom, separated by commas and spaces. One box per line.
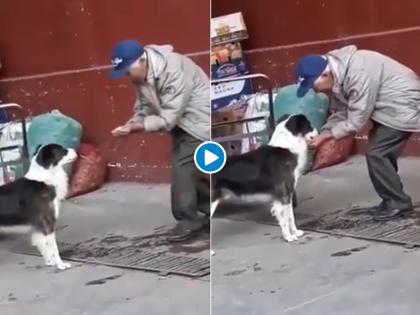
12, 229, 210, 278
300, 205, 420, 246
215, 202, 420, 247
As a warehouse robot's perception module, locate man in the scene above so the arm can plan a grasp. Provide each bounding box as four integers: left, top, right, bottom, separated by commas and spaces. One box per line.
295, 45, 420, 220
109, 39, 210, 241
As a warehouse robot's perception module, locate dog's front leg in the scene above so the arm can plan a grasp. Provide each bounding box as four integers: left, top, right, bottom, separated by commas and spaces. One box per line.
31, 232, 71, 270
271, 201, 297, 242
45, 233, 71, 270
286, 201, 304, 238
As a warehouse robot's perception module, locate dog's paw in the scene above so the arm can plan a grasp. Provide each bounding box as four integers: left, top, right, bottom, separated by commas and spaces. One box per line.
211, 250, 215, 256
56, 262, 71, 270
294, 229, 304, 237
284, 234, 298, 242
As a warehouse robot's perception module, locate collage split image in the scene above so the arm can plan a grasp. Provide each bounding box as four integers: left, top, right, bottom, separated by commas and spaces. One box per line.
2, 0, 420, 314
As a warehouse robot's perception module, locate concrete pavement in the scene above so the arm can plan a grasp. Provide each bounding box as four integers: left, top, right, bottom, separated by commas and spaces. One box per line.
212, 156, 420, 315
0, 184, 210, 315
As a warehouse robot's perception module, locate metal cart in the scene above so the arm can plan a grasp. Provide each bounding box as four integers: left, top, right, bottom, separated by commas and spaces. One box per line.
0, 103, 29, 183
212, 73, 275, 155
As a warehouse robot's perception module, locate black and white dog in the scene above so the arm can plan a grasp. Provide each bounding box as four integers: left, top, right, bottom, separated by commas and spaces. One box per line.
0, 144, 77, 270
211, 114, 318, 242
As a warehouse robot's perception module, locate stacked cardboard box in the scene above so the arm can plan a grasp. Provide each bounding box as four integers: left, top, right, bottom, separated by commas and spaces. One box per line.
211, 12, 248, 46
211, 12, 253, 112
211, 12, 254, 155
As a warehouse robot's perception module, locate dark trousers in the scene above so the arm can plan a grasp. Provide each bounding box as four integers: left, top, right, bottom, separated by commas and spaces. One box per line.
366, 122, 412, 210
171, 127, 209, 229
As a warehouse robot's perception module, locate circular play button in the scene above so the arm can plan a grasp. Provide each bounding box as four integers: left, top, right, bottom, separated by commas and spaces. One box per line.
194, 141, 227, 174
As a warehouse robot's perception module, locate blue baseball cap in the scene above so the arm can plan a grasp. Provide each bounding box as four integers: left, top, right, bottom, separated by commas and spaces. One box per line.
295, 54, 328, 97
110, 40, 145, 79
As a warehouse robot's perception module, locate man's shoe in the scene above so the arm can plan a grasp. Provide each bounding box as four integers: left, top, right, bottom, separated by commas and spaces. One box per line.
348, 201, 388, 215
167, 222, 208, 243
373, 207, 414, 221
167, 226, 199, 242
377, 201, 388, 212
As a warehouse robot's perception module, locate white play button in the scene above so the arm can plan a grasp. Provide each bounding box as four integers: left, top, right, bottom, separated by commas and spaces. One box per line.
204, 149, 219, 166
194, 141, 226, 174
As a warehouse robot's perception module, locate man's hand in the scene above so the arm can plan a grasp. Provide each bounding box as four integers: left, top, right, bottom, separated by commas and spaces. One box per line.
127, 119, 145, 132
111, 119, 145, 137
111, 124, 132, 137
308, 132, 333, 149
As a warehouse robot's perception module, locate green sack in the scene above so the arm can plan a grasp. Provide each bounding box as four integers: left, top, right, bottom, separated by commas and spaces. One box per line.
27, 110, 82, 158
274, 84, 329, 172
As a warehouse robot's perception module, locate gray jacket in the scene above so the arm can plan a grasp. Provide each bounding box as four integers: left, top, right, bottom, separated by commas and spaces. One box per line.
130, 45, 210, 141
322, 45, 420, 139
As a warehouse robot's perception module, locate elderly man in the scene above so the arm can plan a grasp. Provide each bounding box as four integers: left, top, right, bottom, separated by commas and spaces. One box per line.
295, 45, 420, 220
110, 39, 210, 241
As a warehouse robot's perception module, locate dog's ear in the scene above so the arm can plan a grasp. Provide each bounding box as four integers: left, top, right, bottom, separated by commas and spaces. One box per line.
276, 114, 291, 125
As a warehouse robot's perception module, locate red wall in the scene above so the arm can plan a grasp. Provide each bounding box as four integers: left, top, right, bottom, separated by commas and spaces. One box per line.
213, 0, 420, 155
0, 0, 209, 182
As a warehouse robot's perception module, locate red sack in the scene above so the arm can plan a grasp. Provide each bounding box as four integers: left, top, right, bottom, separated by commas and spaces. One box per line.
312, 136, 355, 170
67, 143, 107, 198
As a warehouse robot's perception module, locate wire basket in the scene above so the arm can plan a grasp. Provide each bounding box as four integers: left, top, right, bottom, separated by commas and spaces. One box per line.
211, 73, 275, 156
0, 103, 29, 185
